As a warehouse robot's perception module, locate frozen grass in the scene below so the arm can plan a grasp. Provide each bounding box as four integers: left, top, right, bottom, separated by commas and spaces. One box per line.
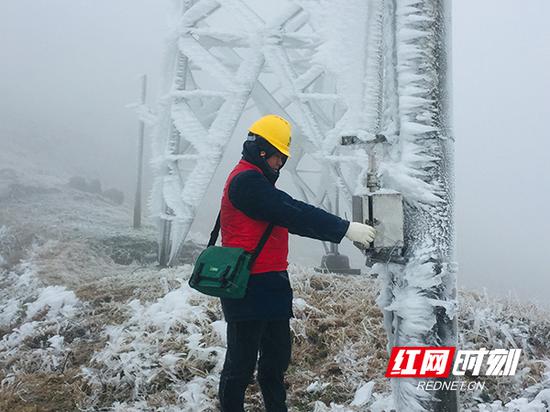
458, 290, 550, 410
287, 266, 391, 411
2, 254, 550, 411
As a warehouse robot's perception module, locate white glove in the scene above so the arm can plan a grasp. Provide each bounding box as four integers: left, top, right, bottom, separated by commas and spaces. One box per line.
345, 222, 376, 246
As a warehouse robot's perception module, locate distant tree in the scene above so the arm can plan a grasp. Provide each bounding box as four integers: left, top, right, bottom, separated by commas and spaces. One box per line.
68, 176, 88, 191
103, 188, 124, 205
88, 179, 102, 194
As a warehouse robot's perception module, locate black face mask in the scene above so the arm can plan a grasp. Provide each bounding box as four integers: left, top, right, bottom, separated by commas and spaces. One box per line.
241, 136, 284, 185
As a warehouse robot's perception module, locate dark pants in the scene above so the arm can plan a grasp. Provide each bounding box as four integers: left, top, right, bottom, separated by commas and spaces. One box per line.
218, 319, 291, 412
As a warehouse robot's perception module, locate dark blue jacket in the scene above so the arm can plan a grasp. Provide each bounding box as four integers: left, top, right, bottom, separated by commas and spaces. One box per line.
220, 163, 350, 322
229, 170, 349, 243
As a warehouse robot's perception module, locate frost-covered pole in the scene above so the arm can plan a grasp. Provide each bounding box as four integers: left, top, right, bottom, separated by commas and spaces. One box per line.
133, 74, 147, 229
377, 0, 457, 410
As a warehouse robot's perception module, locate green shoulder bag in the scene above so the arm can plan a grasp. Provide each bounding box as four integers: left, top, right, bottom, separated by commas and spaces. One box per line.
188, 212, 274, 299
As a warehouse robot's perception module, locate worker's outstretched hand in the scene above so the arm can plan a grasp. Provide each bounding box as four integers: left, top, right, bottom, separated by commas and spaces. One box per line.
345, 222, 376, 246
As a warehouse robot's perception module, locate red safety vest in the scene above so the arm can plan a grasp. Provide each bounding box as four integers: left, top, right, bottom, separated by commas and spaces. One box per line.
221, 160, 289, 274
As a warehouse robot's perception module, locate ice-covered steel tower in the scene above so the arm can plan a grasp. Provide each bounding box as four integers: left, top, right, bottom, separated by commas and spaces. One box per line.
152, 0, 456, 410
151, 0, 369, 266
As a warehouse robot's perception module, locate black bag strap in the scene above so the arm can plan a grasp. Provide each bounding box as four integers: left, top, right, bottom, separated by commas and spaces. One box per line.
249, 222, 274, 267
207, 212, 222, 247
207, 211, 274, 265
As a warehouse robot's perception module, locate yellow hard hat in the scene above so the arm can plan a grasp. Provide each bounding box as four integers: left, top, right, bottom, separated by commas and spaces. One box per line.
248, 114, 292, 157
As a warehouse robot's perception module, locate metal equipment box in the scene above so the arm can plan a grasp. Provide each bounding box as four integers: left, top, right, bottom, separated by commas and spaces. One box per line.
352, 190, 404, 250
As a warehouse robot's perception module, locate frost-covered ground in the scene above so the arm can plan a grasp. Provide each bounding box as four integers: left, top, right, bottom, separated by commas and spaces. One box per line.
1, 168, 550, 411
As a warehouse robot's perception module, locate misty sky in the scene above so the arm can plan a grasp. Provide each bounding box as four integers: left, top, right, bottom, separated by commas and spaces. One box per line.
1, 0, 548, 305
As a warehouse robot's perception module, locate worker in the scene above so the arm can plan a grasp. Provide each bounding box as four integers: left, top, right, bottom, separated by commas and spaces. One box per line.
218, 114, 375, 412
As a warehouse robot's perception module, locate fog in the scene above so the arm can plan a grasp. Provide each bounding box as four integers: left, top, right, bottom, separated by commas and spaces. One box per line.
1, 0, 548, 305
453, 0, 550, 305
